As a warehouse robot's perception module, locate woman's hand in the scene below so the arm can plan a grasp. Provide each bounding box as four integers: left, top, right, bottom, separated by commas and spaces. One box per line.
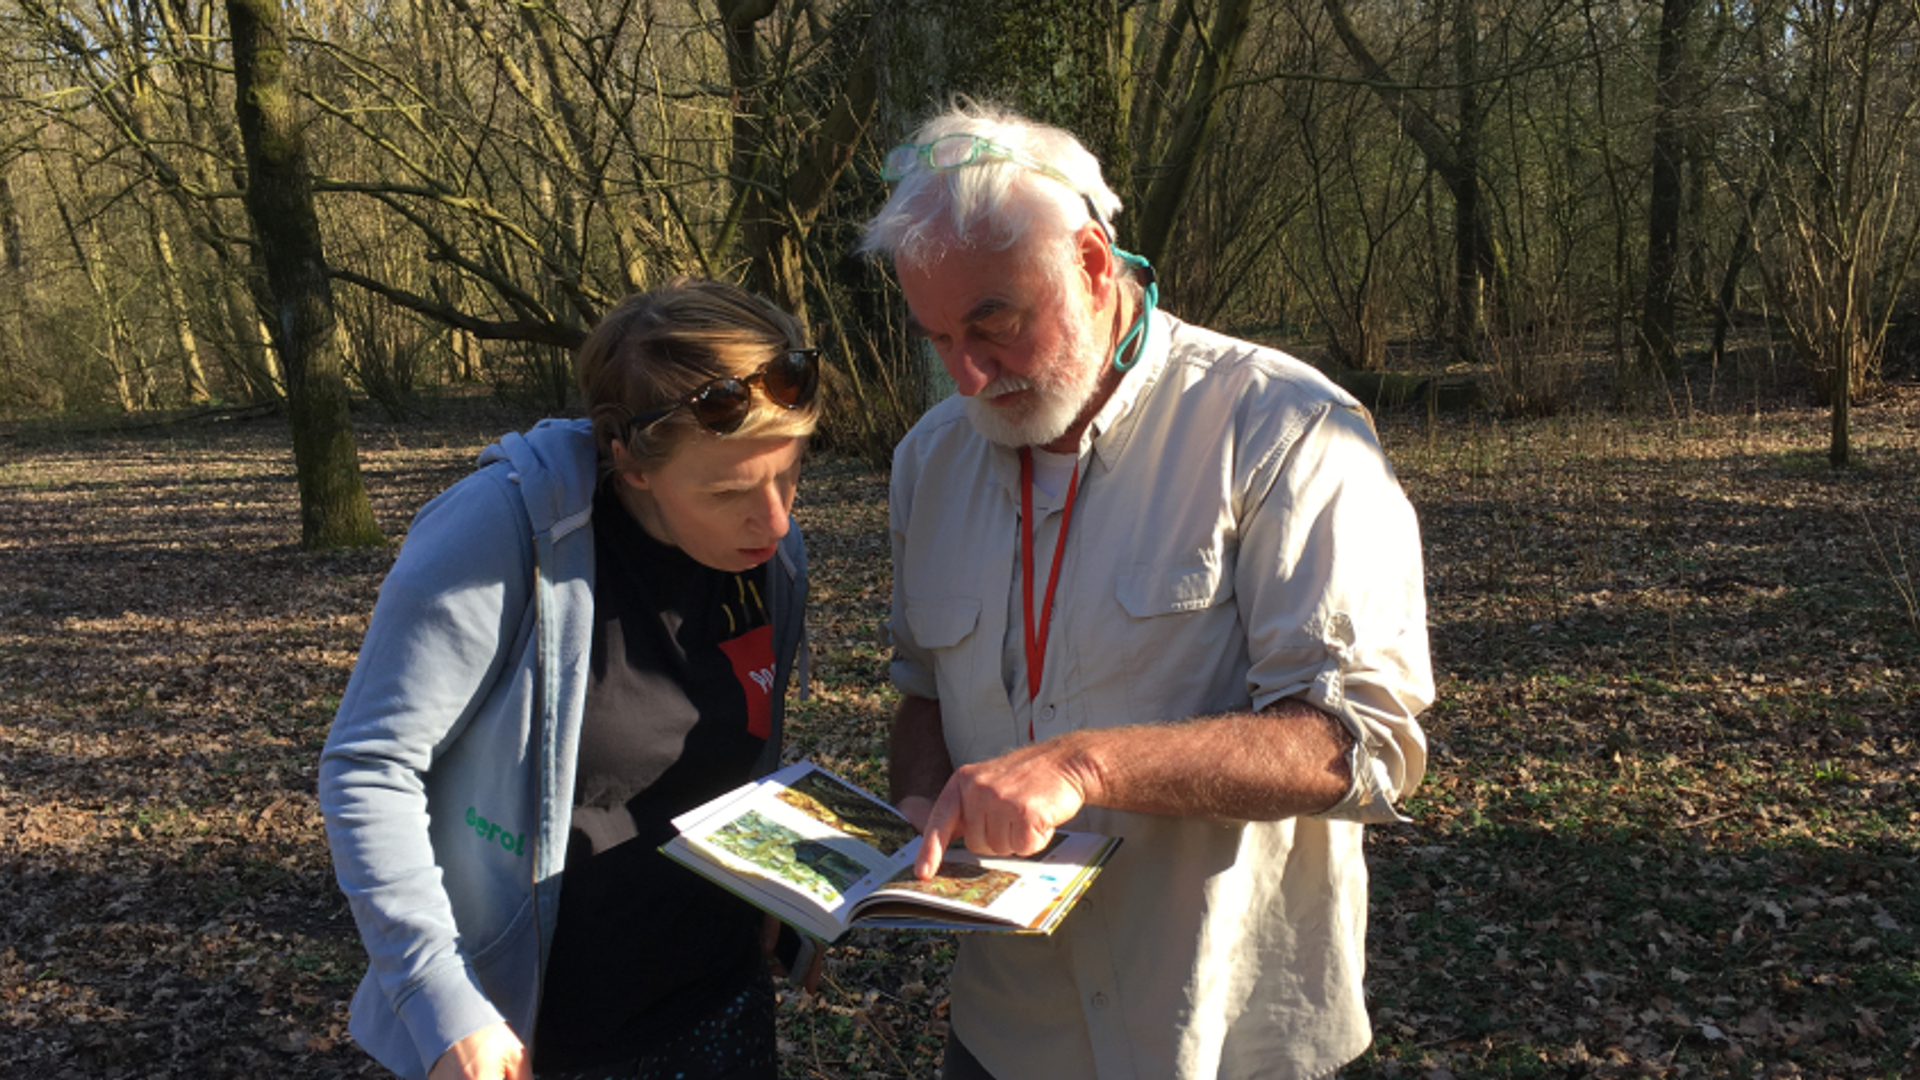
428, 1023, 530, 1080
762, 913, 824, 993
895, 795, 936, 832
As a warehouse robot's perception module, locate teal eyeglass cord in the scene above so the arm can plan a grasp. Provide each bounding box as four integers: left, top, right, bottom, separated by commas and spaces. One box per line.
1111, 247, 1159, 372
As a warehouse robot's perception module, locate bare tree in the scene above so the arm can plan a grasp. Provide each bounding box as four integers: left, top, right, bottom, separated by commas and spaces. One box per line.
718, 0, 876, 329
872, 0, 1128, 168
147, 206, 213, 403
1742, 0, 1920, 464
1263, 3, 1425, 372
4, 0, 1914, 443
11, 0, 284, 408
1322, 0, 1512, 359
859, 0, 1126, 425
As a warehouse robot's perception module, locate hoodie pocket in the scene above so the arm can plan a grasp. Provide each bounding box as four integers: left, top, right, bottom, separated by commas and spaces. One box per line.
467, 894, 535, 976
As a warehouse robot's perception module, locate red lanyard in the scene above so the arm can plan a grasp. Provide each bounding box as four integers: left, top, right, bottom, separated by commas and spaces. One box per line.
1019, 447, 1081, 729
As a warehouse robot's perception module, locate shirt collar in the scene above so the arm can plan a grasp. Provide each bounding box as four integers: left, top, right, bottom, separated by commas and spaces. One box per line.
1078, 308, 1172, 470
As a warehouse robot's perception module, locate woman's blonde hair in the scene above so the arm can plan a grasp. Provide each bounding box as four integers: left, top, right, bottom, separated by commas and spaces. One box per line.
576, 278, 818, 476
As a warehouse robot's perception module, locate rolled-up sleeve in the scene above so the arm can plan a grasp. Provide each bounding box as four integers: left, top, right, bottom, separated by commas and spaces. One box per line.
1237, 402, 1433, 824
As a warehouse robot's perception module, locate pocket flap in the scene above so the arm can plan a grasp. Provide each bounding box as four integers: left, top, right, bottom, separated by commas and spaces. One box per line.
904, 598, 982, 648
1117, 562, 1230, 617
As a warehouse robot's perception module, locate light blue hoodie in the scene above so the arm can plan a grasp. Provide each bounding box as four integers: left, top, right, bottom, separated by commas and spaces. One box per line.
318, 419, 807, 1079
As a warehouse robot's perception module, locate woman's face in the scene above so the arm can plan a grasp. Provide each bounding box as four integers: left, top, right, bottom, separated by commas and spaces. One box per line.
620, 434, 806, 573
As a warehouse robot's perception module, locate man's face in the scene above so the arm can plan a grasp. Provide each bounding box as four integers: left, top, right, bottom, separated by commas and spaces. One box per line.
896, 240, 1105, 450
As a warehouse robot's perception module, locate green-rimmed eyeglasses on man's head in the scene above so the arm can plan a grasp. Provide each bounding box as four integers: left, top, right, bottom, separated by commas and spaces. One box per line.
881, 133, 1081, 193
881, 132, 1119, 245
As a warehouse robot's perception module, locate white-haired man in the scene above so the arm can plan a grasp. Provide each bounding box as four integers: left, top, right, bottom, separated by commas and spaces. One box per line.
860, 102, 1435, 1080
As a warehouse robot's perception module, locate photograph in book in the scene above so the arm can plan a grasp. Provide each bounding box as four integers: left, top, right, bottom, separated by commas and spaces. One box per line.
704, 810, 871, 903
876, 859, 1018, 908
661, 761, 1121, 942
774, 770, 919, 856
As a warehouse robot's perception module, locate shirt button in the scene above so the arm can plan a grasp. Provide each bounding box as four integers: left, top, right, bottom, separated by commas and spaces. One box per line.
1091, 992, 1109, 1009
1043, 705, 1057, 723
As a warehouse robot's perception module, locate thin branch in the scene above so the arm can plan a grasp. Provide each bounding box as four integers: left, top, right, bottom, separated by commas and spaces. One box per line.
330, 267, 587, 350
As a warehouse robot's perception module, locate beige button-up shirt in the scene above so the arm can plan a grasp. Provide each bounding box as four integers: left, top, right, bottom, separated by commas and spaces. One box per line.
888, 311, 1433, 1080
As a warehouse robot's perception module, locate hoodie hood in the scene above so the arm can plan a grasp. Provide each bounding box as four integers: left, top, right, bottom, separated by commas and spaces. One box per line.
478, 418, 600, 544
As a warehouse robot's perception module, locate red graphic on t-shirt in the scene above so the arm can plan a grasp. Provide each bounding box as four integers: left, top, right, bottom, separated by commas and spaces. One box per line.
718, 623, 776, 739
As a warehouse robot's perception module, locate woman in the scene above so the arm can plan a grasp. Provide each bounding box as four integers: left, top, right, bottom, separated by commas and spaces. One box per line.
319, 279, 822, 1080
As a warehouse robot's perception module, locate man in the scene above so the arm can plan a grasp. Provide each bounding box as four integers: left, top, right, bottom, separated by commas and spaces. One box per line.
859, 102, 1434, 1080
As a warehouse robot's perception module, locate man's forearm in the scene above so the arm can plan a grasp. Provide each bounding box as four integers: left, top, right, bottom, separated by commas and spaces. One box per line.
1060, 698, 1355, 822
889, 694, 954, 805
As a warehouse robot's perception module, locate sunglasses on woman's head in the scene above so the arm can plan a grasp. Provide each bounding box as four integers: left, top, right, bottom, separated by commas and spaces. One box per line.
626, 348, 821, 438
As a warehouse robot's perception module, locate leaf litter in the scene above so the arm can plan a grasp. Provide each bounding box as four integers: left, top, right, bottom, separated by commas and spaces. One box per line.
2, 389, 1917, 1078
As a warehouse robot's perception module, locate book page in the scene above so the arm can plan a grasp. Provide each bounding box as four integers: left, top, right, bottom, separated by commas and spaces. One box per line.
852, 831, 1120, 933
673, 763, 921, 920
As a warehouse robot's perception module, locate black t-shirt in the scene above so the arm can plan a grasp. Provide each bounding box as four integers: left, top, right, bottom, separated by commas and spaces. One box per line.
533, 482, 779, 1070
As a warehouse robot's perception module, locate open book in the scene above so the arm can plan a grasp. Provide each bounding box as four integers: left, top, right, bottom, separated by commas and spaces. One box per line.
661, 761, 1121, 943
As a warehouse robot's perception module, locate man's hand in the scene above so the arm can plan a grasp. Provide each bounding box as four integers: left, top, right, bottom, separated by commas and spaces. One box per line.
428, 1023, 529, 1080
914, 735, 1101, 879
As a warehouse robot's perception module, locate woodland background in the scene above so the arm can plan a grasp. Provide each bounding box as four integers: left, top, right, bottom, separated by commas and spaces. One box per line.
2, 0, 1919, 471
1, 0, 1918, 1077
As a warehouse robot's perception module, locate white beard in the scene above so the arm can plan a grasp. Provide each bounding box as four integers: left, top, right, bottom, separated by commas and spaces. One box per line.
963, 308, 1104, 448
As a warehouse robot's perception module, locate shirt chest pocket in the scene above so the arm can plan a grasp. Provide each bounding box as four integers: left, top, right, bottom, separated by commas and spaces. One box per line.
1117, 561, 1232, 617
904, 598, 982, 650
1108, 558, 1247, 723
903, 598, 985, 707
902, 598, 1005, 761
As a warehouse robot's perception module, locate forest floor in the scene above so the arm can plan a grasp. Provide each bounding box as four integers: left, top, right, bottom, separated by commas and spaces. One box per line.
2, 380, 1917, 1079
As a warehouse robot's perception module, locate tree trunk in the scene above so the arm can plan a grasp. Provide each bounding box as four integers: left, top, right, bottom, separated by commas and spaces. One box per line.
0, 169, 27, 402
723, 0, 877, 330
1829, 333, 1851, 467
150, 216, 212, 403
872, 0, 1128, 415
1706, 209, 1753, 372
515, 0, 650, 297
44, 161, 144, 411
1451, 0, 1485, 352
1131, 0, 1256, 265
228, 0, 382, 549
1639, 0, 1697, 378
0, 171, 23, 275
872, 0, 1128, 181
1708, 175, 1767, 372
222, 274, 283, 401
1323, 0, 1500, 360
